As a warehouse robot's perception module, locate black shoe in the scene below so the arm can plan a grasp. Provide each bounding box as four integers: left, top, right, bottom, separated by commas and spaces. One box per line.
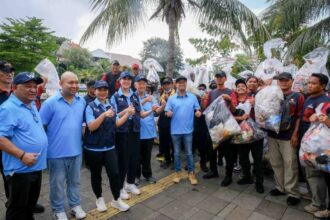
33, 203, 45, 214
221, 176, 232, 187
270, 188, 286, 196
203, 171, 219, 179
135, 178, 141, 186
200, 163, 209, 173
287, 196, 300, 206
237, 178, 253, 185
184, 165, 188, 171
256, 184, 264, 194
145, 177, 157, 184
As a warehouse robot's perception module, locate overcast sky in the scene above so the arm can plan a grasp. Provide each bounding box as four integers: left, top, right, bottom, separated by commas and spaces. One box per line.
0, 0, 268, 60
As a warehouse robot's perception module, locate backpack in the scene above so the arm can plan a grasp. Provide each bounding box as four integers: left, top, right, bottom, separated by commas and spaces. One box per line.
279, 93, 297, 132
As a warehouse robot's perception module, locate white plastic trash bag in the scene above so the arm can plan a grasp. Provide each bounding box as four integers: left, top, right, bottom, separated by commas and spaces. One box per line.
255, 85, 284, 133
292, 47, 329, 93
194, 66, 209, 87
143, 58, 163, 84
255, 38, 285, 81
204, 96, 241, 148
238, 70, 253, 79
34, 58, 61, 96
231, 102, 266, 144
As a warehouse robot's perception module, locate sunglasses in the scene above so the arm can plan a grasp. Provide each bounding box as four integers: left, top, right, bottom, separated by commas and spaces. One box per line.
1, 67, 15, 74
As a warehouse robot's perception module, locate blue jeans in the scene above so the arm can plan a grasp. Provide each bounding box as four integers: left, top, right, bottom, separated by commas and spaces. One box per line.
48, 155, 82, 213
171, 133, 194, 172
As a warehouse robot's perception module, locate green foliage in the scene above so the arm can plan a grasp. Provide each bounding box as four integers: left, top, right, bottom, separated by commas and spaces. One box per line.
58, 48, 110, 81
61, 48, 93, 70
139, 37, 184, 78
231, 54, 253, 76
0, 17, 58, 72
188, 36, 238, 60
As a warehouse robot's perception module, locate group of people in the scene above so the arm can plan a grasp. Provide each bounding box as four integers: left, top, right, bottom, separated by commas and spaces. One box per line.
1, 58, 330, 220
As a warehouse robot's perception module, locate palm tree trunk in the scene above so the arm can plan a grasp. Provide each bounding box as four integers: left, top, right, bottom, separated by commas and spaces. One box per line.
166, 8, 176, 79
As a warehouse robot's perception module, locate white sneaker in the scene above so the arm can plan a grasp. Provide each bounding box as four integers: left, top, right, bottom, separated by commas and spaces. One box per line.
111, 198, 130, 211
53, 212, 68, 220
125, 183, 141, 195
71, 205, 87, 219
96, 197, 107, 212
120, 188, 130, 200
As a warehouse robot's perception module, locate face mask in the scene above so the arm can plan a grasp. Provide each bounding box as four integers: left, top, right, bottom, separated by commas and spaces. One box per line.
199, 90, 205, 97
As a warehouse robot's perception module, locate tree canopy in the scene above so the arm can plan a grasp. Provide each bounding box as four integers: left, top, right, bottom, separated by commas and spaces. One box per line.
0, 17, 58, 72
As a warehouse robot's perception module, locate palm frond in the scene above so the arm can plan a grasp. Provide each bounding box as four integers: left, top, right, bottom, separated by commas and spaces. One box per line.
286, 16, 330, 57
198, 0, 270, 49
262, 0, 330, 34
80, 0, 146, 48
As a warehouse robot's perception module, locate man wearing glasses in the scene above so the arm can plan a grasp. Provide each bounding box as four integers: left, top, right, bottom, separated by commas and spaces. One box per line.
0, 72, 48, 220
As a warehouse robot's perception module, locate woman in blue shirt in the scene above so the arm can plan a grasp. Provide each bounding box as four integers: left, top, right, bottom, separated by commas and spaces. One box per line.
84, 80, 134, 212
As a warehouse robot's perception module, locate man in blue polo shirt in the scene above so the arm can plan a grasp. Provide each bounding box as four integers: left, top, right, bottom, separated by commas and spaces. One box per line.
40, 71, 86, 220
0, 72, 48, 220
165, 75, 202, 185
135, 75, 165, 185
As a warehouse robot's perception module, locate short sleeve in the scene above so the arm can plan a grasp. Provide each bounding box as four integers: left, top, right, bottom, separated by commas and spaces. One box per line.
193, 95, 201, 110
85, 105, 96, 124
165, 97, 172, 112
0, 107, 15, 138
39, 101, 52, 126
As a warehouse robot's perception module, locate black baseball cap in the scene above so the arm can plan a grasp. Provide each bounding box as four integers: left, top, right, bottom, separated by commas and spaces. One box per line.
175, 75, 187, 83
0, 61, 15, 73
111, 60, 120, 65
134, 75, 148, 83
94, 80, 109, 89
13, 72, 43, 85
277, 72, 293, 80
215, 71, 227, 78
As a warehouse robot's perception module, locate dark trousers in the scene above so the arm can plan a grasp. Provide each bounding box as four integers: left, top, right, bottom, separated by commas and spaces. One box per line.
116, 128, 140, 187
237, 139, 264, 184
193, 130, 208, 166
207, 134, 218, 173
137, 138, 153, 179
0, 151, 9, 199
85, 149, 121, 200
6, 171, 42, 220
324, 172, 330, 209
159, 127, 173, 163
222, 140, 237, 177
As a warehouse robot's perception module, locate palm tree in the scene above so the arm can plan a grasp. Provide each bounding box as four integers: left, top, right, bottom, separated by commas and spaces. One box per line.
80, 0, 269, 78
262, 0, 330, 58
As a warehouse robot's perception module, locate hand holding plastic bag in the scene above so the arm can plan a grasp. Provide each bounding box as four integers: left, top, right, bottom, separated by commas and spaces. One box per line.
299, 103, 330, 172
232, 102, 266, 144
299, 123, 330, 172
204, 96, 241, 148
255, 85, 283, 133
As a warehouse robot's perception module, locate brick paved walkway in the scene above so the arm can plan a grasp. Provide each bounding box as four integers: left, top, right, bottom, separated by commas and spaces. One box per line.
0, 146, 315, 220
